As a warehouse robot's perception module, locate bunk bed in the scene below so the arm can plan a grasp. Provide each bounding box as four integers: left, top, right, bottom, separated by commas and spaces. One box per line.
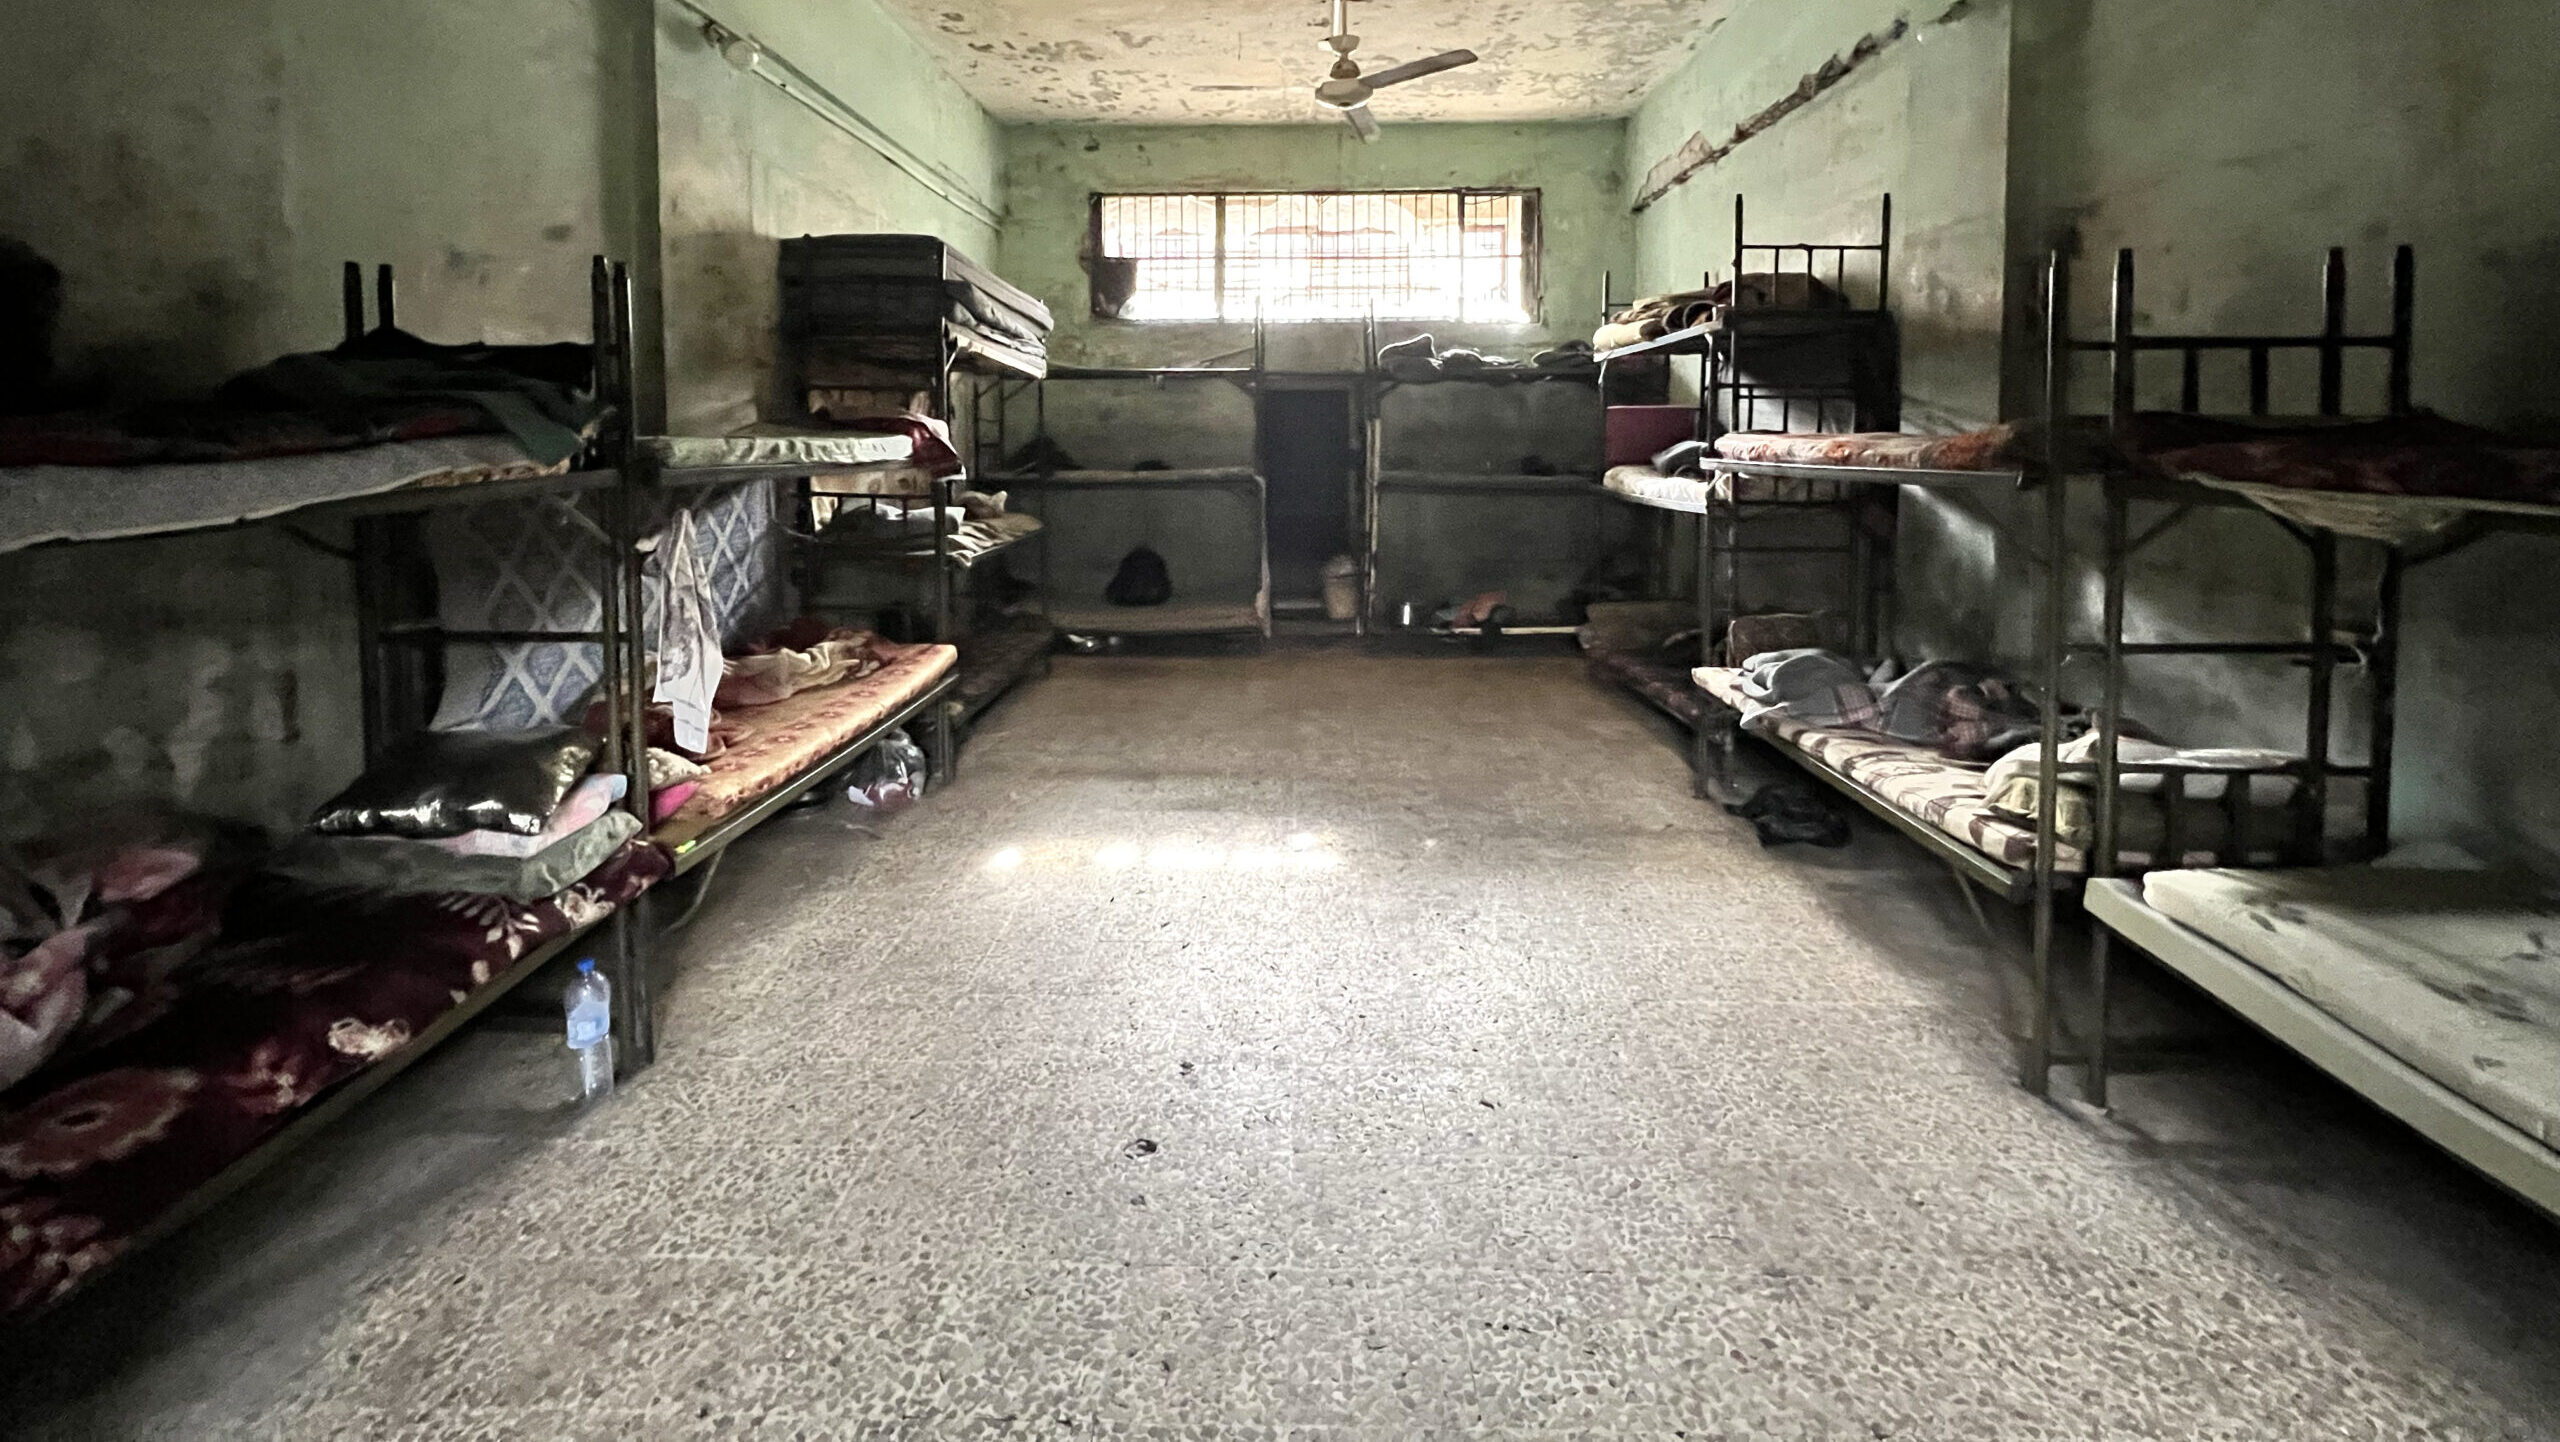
1365, 318, 1608, 636
1660, 244, 2557, 1107
777, 234, 1056, 729
1587, 197, 1901, 743
0, 259, 677, 1323
989, 342, 1276, 642
2011, 252, 2560, 1210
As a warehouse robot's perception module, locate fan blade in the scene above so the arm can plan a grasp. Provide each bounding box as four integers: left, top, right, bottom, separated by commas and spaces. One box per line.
1364, 50, 1478, 89
1344, 105, 1382, 143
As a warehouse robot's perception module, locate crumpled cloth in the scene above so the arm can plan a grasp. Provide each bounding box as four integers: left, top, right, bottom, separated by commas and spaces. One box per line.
716, 629, 898, 710
1731, 650, 2049, 763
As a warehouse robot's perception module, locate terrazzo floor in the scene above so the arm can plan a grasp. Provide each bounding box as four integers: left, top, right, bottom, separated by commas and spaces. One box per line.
11, 649, 2560, 1439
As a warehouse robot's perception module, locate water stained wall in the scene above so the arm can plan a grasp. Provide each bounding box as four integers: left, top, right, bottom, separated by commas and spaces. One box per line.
1626, 0, 2560, 871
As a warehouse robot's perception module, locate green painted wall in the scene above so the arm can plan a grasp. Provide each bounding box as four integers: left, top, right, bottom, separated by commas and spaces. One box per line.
1626, 0, 2560, 870
0, 0, 1002, 837
657, 0, 1005, 432
998, 123, 1633, 615
1003, 122, 1633, 375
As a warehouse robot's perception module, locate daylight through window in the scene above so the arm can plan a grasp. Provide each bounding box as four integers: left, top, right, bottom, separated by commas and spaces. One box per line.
1092, 190, 1539, 324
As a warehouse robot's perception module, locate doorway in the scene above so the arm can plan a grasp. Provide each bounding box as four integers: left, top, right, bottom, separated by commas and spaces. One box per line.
1260, 386, 1357, 610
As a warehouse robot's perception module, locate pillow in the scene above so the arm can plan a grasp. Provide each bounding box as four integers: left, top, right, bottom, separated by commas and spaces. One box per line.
1983, 733, 2300, 853
274, 810, 640, 902
311, 727, 599, 839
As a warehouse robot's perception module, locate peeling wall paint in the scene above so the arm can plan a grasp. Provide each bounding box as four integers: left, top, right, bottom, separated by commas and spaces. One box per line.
1629, 0, 2560, 872
877, 0, 1726, 125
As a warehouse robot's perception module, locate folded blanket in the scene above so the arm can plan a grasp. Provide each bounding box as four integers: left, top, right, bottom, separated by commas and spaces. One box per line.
1733, 651, 2050, 762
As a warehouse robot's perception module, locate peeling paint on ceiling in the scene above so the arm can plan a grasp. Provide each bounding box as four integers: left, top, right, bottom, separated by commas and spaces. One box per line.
876, 1, 1727, 125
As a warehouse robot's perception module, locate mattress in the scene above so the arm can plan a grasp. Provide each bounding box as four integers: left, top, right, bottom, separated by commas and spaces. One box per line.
0, 840, 669, 1319
1604, 464, 1852, 509
2142, 867, 2560, 1148
1604, 465, 1712, 511
656, 643, 958, 844
0, 436, 568, 554
1713, 427, 2028, 473
644, 430, 917, 474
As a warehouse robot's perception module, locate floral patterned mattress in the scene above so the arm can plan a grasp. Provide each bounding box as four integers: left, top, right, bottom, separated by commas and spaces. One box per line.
0, 840, 670, 1319
655, 643, 958, 848
2143, 867, 2560, 1149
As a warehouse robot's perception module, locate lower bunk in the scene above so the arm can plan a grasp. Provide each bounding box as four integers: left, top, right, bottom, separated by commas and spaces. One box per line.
0, 839, 670, 1320
2087, 868, 2560, 1217
653, 639, 960, 875
1688, 661, 2312, 900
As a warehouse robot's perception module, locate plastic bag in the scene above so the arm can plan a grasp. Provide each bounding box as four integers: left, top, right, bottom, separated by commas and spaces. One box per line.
844, 728, 929, 812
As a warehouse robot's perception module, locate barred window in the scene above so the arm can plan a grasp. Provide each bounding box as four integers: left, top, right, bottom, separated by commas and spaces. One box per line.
1091, 190, 1540, 324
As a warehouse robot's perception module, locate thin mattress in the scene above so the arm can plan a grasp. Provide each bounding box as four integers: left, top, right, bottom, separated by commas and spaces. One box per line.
0, 435, 569, 554
644, 429, 917, 473
1695, 665, 2084, 872
656, 643, 958, 849
1606, 463, 1848, 508
2141, 866, 2560, 1149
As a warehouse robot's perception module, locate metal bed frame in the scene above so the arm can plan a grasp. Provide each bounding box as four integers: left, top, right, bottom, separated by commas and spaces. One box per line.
2059, 243, 2560, 1109
0, 258, 668, 1326
1593, 196, 1900, 728
1360, 315, 1608, 635
986, 330, 1278, 641
2084, 879, 2560, 1221
1669, 243, 2436, 1100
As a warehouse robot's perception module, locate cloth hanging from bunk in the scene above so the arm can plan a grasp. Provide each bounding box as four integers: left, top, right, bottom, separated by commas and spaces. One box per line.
653, 510, 722, 756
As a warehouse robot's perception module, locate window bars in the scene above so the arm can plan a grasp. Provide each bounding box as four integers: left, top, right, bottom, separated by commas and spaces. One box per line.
1094, 190, 1537, 324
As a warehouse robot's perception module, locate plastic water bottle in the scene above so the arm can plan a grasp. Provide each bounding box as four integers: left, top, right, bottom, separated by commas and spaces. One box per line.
565, 959, 615, 1102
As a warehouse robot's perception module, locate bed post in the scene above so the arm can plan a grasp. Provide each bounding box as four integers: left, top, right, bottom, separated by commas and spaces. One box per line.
2318, 248, 2348, 418
605, 258, 659, 1079
2086, 485, 2130, 1109
2026, 248, 2073, 1096
341, 261, 366, 343
2367, 549, 2404, 852
2387, 246, 2416, 417
2302, 531, 2340, 866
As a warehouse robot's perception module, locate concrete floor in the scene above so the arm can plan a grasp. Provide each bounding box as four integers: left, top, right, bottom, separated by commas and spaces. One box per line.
9, 649, 2560, 1438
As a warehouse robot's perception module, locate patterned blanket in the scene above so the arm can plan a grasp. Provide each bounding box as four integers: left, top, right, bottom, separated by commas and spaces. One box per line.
0, 840, 670, 1318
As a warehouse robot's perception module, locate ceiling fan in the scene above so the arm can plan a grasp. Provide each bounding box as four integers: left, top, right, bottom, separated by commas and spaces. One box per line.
1309, 0, 1479, 143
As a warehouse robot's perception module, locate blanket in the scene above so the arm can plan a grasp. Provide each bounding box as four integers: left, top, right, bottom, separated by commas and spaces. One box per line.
0, 840, 668, 1319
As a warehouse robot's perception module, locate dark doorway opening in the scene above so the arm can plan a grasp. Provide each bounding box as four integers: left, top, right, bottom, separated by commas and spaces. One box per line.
1261, 386, 1356, 609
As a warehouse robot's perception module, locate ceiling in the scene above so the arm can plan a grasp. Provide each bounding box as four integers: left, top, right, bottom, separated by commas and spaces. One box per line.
875, 1, 1723, 125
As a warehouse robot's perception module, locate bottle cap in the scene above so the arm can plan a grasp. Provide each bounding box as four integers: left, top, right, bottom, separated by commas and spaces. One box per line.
578, 959, 596, 973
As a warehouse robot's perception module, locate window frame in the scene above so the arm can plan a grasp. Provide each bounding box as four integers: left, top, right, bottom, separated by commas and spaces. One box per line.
1086, 187, 1546, 327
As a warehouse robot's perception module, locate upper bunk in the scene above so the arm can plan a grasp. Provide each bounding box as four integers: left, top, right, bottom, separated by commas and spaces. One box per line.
1, 261, 621, 554
778, 233, 1051, 388
1594, 195, 1898, 370
1690, 247, 2560, 550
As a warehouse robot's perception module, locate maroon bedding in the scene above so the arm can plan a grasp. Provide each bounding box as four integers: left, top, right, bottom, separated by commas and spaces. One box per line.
0, 840, 670, 1318
1711, 414, 2560, 507
2120, 413, 2560, 506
